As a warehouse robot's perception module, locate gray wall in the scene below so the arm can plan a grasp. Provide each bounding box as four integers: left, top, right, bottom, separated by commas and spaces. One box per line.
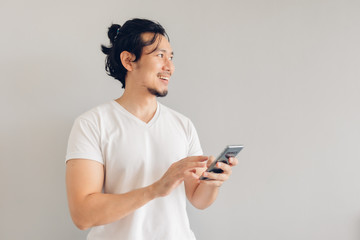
1, 0, 360, 239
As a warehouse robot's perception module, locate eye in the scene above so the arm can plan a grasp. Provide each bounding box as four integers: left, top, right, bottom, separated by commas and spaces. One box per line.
157, 53, 164, 58
169, 56, 174, 61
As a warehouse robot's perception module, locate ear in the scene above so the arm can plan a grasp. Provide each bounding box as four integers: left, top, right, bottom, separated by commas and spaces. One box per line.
120, 51, 136, 71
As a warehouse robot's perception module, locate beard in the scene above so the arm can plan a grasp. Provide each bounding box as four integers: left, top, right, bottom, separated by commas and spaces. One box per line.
147, 87, 168, 97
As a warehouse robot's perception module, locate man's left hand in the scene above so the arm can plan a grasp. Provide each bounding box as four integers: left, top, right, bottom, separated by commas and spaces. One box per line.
199, 156, 238, 187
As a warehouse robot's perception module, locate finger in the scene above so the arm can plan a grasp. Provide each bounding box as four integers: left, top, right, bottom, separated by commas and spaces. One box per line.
228, 157, 238, 166
185, 155, 209, 162
201, 171, 229, 182
181, 161, 206, 170
207, 155, 215, 167
216, 162, 232, 174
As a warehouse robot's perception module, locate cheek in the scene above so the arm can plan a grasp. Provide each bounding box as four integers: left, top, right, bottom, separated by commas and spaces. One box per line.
147, 61, 162, 71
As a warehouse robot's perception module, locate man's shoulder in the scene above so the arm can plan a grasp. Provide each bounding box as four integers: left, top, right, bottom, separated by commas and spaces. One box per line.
75, 100, 116, 122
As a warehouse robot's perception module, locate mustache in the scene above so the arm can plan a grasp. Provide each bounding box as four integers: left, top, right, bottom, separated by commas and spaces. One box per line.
157, 72, 171, 77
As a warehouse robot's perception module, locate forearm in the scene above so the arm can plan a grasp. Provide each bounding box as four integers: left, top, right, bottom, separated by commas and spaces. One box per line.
71, 184, 157, 230
188, 182, 219, 210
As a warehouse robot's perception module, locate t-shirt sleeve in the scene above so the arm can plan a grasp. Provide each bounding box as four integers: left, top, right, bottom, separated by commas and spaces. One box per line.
65, 117, 104, 164
187, 120, 203, 156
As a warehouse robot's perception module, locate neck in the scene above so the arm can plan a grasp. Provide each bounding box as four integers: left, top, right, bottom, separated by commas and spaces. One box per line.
115, 88, 158, 123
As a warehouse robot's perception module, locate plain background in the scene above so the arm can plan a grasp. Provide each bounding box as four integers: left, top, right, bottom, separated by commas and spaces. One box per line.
1, 0, 360, 239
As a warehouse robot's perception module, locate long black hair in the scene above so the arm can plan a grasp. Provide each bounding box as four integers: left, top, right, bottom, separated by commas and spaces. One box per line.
101, 18, 169, 88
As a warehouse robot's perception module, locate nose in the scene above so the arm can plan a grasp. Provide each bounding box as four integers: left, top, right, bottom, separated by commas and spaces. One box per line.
163, 57, 174, 74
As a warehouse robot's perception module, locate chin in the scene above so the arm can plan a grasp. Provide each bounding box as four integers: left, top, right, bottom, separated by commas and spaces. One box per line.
147, 88, 168, 97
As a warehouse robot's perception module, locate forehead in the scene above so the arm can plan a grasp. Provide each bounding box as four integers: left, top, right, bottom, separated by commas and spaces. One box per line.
141, 32, 173, 54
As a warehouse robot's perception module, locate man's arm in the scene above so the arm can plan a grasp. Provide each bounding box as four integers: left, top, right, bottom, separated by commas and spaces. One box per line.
66, 156, 207, 230
66, 159, 157, 230
184, 157, 238, 209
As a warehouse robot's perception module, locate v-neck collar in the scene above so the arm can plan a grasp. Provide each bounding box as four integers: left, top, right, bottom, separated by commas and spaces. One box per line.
111, 100, 160, 127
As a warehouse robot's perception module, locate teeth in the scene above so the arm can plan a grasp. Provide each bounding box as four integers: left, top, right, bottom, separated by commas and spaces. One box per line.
159, 76, 169, 80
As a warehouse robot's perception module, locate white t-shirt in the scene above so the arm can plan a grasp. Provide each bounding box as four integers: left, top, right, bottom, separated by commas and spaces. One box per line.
66, 100, 203, 240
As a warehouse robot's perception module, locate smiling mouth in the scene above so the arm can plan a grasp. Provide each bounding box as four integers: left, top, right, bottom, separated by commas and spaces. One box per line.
159, 76, 169, 81
157, 73, 170, 81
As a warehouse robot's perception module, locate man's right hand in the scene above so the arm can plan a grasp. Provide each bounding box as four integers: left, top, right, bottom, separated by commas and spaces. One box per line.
152, 156, 208, 197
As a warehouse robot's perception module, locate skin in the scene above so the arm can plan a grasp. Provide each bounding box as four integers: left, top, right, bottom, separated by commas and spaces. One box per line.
66, 32, 238, 230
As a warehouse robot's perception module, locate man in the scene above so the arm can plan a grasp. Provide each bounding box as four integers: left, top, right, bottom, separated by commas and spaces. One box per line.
65, 18, 238, 240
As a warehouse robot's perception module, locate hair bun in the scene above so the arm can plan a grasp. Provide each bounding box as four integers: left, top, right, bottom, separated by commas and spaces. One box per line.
108, 24, 122, 44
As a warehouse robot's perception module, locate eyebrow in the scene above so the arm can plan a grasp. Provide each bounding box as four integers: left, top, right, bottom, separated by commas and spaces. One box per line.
158, 49, 174, 55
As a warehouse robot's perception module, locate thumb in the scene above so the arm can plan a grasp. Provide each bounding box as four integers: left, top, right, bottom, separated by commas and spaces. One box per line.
207, 155, 215, 167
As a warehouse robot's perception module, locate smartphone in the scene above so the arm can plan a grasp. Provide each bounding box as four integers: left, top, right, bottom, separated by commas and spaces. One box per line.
200, 145, 244, 180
